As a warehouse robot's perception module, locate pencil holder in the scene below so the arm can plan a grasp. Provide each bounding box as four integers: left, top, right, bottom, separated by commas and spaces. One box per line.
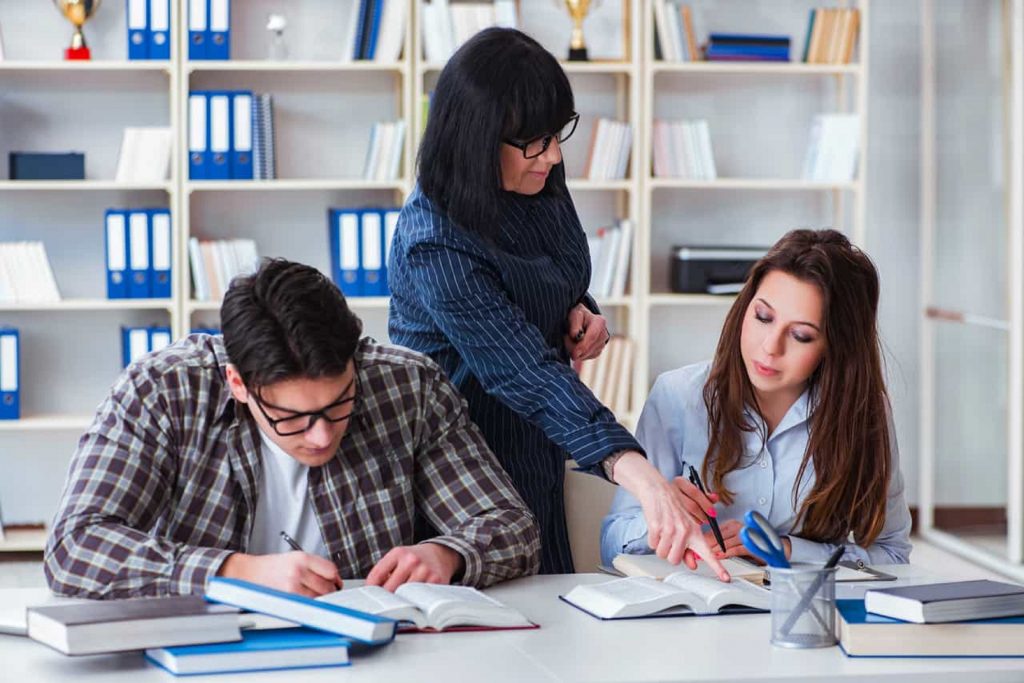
769, 564, 838, 649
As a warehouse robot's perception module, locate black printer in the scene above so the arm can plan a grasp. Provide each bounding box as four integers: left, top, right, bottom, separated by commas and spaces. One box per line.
671, 246, 767, 294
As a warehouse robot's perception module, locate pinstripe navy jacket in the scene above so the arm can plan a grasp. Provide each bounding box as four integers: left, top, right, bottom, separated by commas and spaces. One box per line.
388, 185, 642, 573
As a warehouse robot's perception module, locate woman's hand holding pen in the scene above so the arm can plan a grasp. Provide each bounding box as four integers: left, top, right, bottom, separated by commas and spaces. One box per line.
671, 476, 720, 527
565, 303, 610, 362
217, 552, 343, 598
705, 520, 793, 561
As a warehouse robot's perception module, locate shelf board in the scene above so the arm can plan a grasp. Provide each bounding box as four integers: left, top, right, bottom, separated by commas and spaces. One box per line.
189, 296, 390, 313
648, 178, 860, 191
652, 62, 861, 76
418, 60, 634, 77
0, 527, 48, 553
567, 179, 633, 191
647, 294, 737, 307
187, 179, 406, 192
0, 181, 172, 192
0, 299, 172, 312
0, 61, 170, 73
595, 297, 634, 308
0, 415, 92, 432
188, 60, 407, 74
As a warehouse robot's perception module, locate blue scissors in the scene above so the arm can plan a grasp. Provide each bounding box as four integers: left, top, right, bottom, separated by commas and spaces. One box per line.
740, 510, 790, 568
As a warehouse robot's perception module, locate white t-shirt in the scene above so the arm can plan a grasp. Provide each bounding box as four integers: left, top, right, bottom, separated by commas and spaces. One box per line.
248, 429, 330, 558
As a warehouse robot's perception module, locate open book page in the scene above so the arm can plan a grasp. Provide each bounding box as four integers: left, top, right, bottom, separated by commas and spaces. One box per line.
663, 572, 770, 612
612, 553, 767, 584
394, 584, 532, 630
562, 576, 712, 619
316, 585, 426, 628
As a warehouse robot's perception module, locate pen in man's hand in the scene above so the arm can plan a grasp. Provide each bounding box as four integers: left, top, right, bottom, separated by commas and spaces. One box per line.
687, 464, 727, 554
280, 531, 304, 553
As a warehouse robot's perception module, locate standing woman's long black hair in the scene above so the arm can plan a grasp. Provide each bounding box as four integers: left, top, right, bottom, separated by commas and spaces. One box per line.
417, 28, 575, 239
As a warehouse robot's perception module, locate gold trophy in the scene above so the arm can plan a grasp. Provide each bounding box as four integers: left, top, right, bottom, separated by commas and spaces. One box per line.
564, 0, 592, 61
54, 0, 102, 61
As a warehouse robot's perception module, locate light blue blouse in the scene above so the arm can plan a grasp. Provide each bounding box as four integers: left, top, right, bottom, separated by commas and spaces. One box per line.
600, 361, 912, 567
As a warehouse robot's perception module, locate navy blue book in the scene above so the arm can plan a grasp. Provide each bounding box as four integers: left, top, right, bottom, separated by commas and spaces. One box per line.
705, 44, 790, 59
865, 579, 1024, 623
708, 33, 790, 45
205, 577, 397, 645
145, 628, 350, 675
837, 599, 1024, 658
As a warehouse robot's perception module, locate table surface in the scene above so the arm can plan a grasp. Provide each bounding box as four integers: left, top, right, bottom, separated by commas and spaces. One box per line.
3, 567, 1024, 682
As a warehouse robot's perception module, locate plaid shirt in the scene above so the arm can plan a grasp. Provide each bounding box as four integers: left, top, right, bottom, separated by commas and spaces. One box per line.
45, 335, 540, 599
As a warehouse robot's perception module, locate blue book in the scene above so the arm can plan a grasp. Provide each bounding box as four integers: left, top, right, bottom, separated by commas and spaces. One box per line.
105, 209, 129, 299
207, 0, 230, 60
206, 577, 397, 645
146, 628, 350, 676
127, 209, 152, 298
149, 208, 172, 298
365, 0, 385, 60
207, 91, 232, 180
837, 599, 1024, 658
188, 91, 209, 179
708, 33, 791, 45
187, 0, 207, 60
352, 0, 372, 59
0, 328, 19, 420
121, 326, 151, 367
230, 91, 254, 180
127, 0, 149, 59
328, 209, 362, 297
705, 44, 790, 59
360, 209, 385, 296
148, 0, 171, 60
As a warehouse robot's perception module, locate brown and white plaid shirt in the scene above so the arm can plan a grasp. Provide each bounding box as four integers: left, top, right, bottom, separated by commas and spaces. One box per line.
45, 335, 540, 598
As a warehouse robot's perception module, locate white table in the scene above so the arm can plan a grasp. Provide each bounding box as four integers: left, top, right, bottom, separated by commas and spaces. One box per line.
3, 568, 1024, 682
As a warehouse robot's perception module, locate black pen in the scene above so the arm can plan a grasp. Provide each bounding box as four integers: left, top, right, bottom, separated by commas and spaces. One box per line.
280, 531, 304, 553
687, 464, 726, 554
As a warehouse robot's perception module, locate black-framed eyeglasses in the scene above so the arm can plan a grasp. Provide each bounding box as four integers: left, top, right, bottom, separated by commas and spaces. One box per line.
503, 113, 580, 159
249, 376, 357, 437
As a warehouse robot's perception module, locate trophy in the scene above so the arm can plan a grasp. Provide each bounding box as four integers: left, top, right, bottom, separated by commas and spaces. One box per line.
54, 0, 102, 61
564, 0, 592, 61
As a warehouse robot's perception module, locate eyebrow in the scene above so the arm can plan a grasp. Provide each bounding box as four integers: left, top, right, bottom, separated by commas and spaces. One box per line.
257, 378, 355, 415
755, 298, 821, 332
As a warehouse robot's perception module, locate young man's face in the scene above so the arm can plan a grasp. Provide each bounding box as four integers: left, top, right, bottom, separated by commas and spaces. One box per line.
226, 361, 357, 467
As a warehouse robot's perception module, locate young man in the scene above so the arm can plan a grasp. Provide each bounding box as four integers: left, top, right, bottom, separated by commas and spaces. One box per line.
45, 259, 540, 599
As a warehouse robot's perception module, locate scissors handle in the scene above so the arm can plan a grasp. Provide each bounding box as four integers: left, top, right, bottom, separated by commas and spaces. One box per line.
741, 511, 790, 569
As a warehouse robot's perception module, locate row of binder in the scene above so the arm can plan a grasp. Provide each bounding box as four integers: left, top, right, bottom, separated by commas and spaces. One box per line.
0, 328, 18, 420
122, 326, 172, 368
127, 0, 171, 60
105, 209, 172, 299
188, 0, 231, 60
189, 91, 257, 181
328, 207, 400, 297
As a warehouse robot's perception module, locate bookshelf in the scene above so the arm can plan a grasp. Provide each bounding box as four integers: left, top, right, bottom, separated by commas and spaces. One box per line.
0, 0, 868, 551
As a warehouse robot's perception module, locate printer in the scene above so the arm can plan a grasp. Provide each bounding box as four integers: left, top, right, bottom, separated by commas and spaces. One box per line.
671, 246, 768, 295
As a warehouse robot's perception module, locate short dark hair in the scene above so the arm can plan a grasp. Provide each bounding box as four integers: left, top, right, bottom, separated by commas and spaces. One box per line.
417, 28, 575, 237
221, 258, 363, 390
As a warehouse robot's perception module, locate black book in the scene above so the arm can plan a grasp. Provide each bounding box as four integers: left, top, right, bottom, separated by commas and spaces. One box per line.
865, 580, 1024, 623
27, 595, 241, 656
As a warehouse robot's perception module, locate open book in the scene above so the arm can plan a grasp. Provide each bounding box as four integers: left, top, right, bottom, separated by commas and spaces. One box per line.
612, 553, 767, 584
316, 584, 536, 632
561, 573, 770, 620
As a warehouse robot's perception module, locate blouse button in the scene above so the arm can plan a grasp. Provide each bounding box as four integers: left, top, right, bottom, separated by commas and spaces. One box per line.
758, 497, 767, 505
760, 459, 768, 468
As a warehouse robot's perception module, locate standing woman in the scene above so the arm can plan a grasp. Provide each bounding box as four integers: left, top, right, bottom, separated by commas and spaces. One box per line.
388, 28, 726, 577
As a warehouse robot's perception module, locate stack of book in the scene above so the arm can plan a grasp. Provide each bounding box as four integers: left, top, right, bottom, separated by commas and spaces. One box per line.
0, 242, 61, 304
802, 8, 861, 64
121, 326, 172, 368
420, 0, 518, 63
575, 336, 634, 416
705, 33, 790, 62
105, 209, 172, 300
114, 127, 173, 183
651, 119, 716, 180
188, 237, 260, 302
328, 207, 401, 297
362, 121, 407, 182
583, 119, 633, 181
587, 219, 633, 299
0, 328, 19, 421
342, 0, 408, 62
652, 1, 699, 62
801, 113, 859, 182
189, 91, 274, 181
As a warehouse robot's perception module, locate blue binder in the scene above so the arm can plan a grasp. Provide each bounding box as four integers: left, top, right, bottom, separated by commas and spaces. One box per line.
329, 209, 362, 297
0, 328, 19, 420
188, 91, 209, 180
127, 210, 152, 298
105, 209, 129, 299
148, 0, 171, 60
127, 0, 149, 60
188, 0, 208, 60
148, 326, 172, 355
360, 210, 385, 296
352, 0, 372, 59
149, 208, 172, 298
365, 0, 385, 60
207, 0, 231, 60
207, 91, 232, 180
121, 326, 150, 368
231, 91, 254, 180
381, 208, 400, 295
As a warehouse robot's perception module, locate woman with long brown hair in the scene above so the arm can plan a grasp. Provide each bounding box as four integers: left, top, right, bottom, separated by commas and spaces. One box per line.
601, 229, 911, 568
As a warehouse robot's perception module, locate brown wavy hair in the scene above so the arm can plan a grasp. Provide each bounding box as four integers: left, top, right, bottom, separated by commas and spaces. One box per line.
702, 229, 891, 547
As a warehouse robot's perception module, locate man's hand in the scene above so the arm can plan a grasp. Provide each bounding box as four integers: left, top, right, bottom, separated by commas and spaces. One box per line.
670, 475, 720, 527
365, 543, 465, 592
611, 452, 731, 582
217, 552, 343, 597
565, 303, 609, 362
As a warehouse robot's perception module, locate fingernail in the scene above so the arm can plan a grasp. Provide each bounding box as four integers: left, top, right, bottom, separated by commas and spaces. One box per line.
709, 492, 719, 501
707, 508, 717, 518
693, 553, 701, 560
